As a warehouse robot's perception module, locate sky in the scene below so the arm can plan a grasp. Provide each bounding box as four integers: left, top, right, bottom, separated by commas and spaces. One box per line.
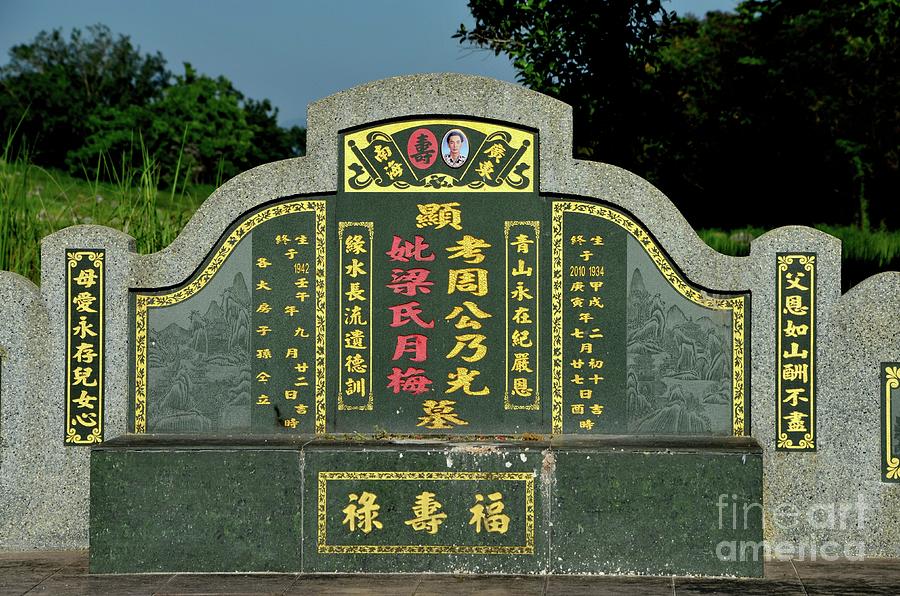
0, 1, 739, 127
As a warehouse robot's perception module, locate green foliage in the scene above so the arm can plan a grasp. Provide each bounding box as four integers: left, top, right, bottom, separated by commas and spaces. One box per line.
815, 224, 900, 268
0, 144, 212, 283
458, 0, 899, 230
0, 137, 45, 282
70, 64, 254, 185
0, 25, 169, 169
456, 0, 673, 167
651, 0, 899, 228
243, 97, 308, 165
700, 225, 900, 289
0, 25, 306, 187
697, 227, 766, 257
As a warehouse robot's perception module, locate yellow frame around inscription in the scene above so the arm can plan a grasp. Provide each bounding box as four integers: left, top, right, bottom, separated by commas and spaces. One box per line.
343, 118, 534, 193
776, 254, 816, 450
134, 200, 328, 434
317, 471, 535, 554
504, 221, 541, 410
338, 221, 374, 411
884, 366, 900, 480
551, 201, 747, 436
66, 250, 104, 444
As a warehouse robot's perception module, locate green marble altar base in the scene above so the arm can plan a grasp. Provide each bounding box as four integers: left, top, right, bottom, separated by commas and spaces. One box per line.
90, 435, 763, 576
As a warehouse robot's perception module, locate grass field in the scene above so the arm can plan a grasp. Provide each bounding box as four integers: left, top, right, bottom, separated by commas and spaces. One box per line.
687, 224, 899, 289
1, 153, 213, 283
1, 156, 897, 291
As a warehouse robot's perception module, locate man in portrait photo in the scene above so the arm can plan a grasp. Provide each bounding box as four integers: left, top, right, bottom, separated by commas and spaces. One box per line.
442, 129, 468, 168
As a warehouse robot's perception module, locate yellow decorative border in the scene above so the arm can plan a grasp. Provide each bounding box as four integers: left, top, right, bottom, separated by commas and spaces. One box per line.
551, 207, 565, 434
776, 254, 815, 450
885, 366, 900, 480
338, 221, 374, 411
65, 250, 104, 444
312, 202, 328, 434
317, 471, 535, 554
504, 221, 541, 410
134, 200, 327, 434
551, 201, 746, 435
343, 118, 534, 193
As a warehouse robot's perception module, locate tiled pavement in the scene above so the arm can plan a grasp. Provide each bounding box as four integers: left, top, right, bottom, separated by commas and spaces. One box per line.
2, 551, 900, 595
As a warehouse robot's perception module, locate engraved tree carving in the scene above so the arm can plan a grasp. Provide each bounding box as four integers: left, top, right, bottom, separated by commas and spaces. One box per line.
189, 309, 209, 357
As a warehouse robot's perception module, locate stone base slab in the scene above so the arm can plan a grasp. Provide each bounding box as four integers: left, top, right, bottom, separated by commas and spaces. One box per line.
90, 435, 763, 576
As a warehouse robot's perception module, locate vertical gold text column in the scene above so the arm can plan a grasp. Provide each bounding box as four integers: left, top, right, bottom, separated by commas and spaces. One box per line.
504, 221, 540, 410
338, 222, 374, 410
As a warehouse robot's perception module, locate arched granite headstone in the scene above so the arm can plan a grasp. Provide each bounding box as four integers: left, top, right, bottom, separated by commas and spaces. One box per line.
129, 118, 747, 440
1, 74, 898, 576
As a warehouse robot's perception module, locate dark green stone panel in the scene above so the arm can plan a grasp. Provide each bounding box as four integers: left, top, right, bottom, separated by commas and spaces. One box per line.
552, 448, 763, 577
332, 192, 545, 435
251, 212, 319, 433
625, 238, 738, 434
134, 200, 331, 436
90, 448, 303, 573
302, 445, 549, 574
140, 234, 254, 434
559, 211, 628, 433
89, 436, 762, 576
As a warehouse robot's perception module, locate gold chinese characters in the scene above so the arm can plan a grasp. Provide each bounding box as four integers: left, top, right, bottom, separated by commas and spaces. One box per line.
776, 254, 816, 450
505, 222, 540, 410
339, 222, 374, 410
341, 490, 511, 536
565, 232, 607, 432
66, 250, 104, 444
254, 227, 315, 430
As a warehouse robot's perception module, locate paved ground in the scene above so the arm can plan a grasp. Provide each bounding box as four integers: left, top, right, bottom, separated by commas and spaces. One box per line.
2, 551, 900, 595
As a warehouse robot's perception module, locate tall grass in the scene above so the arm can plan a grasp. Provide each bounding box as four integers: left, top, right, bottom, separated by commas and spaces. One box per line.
815, 224, 900, 268
0, 130, 209, 283
700, 226, 900, 289
697, 228, 767, 257
0, 131, 48, 282
2, 127, 898, 291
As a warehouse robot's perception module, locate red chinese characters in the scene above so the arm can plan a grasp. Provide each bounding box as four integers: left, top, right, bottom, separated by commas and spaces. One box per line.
387, 268, 434, 296
386, 235, 435, 395
387, 366, 433, 395
406, 128, 438, 170
386, 234, 435, 262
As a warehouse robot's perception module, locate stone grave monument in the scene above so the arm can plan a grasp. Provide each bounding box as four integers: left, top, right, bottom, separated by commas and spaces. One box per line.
1, 74, 898, 577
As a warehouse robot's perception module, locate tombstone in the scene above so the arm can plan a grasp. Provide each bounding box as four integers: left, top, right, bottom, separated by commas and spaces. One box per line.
1, 74, 899, 575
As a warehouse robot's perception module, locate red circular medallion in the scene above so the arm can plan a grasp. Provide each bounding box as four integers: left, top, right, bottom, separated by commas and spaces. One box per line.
406, 128, 438, 170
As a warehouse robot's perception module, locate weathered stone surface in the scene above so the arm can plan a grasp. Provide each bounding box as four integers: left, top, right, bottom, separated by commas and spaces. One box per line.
0, 226, 134, 550
552, 447, 763, 576
0, 73, 897, 567
90, 435, 760, 575
12, 550, 900, 594
90, 446, 303, 573
0, 271, 55, 549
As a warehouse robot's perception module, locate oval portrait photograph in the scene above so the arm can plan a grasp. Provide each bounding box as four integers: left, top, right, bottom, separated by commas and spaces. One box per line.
441, 129, 469, 168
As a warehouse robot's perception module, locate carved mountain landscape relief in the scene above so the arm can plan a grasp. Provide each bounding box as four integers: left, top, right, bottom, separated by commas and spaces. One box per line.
626, 241, 733, 434
146, 252, 253, 433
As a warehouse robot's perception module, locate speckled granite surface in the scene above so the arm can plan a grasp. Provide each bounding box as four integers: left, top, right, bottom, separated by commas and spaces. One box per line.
0, 74, 898, 561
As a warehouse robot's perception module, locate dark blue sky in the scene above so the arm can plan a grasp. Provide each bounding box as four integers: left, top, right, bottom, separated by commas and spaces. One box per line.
0, 1, 737, 127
